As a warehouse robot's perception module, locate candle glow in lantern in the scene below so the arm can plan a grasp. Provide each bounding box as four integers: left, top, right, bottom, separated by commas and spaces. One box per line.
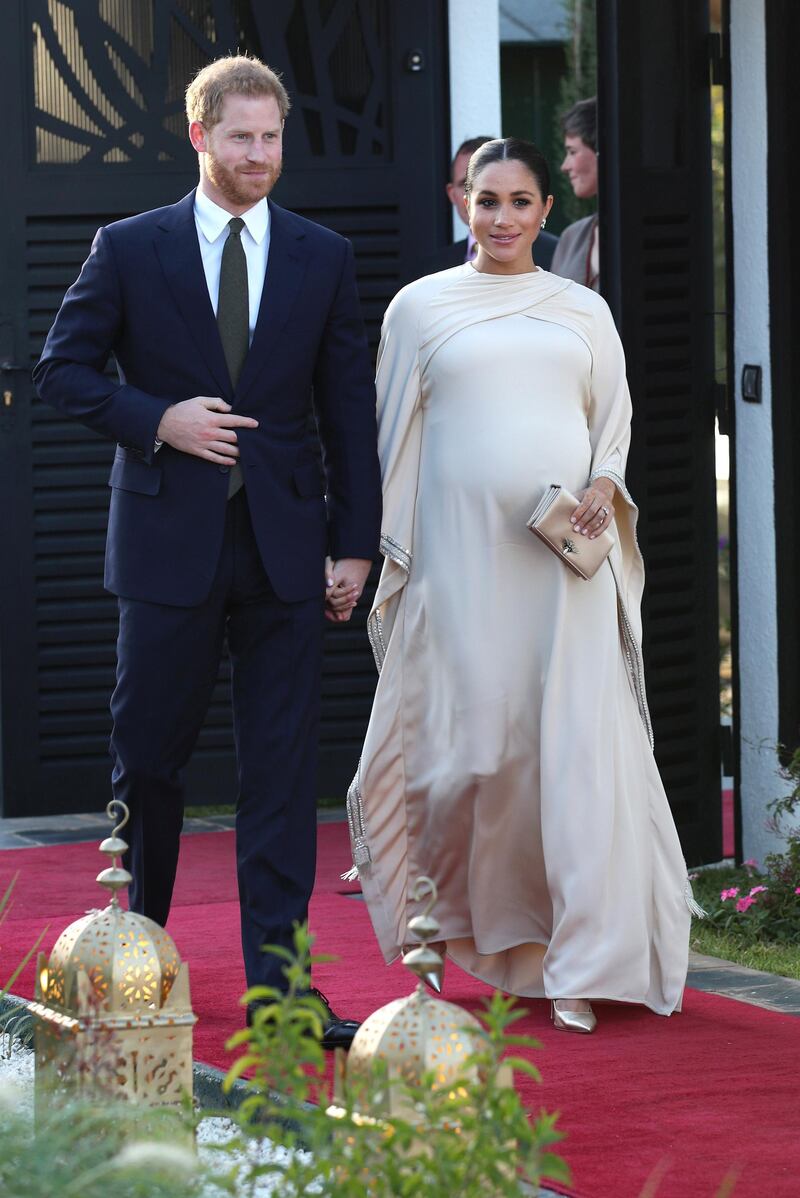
29, 800, 196, 1109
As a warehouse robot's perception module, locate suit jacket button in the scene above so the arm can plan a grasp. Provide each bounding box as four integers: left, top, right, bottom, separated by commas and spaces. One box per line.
219, 465, 229, 474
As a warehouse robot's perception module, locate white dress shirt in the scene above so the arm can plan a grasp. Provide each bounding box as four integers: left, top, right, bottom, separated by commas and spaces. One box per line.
194, 188, 271, 342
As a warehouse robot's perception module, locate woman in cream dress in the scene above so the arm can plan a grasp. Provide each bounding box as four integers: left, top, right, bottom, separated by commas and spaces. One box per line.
344, 140, 695, 1032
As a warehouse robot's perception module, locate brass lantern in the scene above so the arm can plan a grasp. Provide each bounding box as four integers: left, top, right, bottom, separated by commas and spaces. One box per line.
327, 876, 511, 1129
29, 801, 196, 1110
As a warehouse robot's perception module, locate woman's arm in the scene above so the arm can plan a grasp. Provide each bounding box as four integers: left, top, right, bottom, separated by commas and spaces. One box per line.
570, 295, 634, 538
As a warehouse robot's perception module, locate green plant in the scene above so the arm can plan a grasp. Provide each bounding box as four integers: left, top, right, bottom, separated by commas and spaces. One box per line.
0, 1091, 229, 1198
223, 924, 571, 1197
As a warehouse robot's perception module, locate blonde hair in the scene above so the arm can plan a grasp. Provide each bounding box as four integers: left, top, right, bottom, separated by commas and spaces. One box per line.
185, 54, 291, 128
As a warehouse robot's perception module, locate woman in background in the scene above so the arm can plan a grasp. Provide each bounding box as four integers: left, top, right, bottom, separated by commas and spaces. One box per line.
550, 97, 599, 291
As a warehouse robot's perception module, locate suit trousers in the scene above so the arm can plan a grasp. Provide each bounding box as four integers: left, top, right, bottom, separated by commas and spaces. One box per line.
110, 488, 324, 990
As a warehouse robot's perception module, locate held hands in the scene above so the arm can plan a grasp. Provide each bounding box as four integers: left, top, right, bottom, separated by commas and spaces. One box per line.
571, 479, 616, 539
156, 397, 258, 465
324, 557, 372, 623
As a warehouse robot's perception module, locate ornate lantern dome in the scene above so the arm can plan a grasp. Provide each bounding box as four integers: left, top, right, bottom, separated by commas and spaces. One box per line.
345, 986, 482, 1106
42, 904, 180, 1016
30, 801, 196, 1109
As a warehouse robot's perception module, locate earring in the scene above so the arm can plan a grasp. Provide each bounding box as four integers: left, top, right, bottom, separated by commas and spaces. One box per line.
540, 219, 547, 229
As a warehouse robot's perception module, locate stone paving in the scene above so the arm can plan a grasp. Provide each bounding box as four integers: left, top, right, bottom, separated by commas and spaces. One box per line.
686, 949, 800, 1014
0, 805, 344, 850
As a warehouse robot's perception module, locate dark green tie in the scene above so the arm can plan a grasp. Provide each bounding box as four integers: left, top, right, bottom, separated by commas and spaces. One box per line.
217, 217, 248, 497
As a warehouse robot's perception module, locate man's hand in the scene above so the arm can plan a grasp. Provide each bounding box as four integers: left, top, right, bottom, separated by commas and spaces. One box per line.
324, 557, 372, 623
157, 397, 258, 465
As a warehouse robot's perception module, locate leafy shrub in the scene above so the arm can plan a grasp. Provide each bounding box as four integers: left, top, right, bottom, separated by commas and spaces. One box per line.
223, 923, 571, 1197
0, 1092, 225, 1198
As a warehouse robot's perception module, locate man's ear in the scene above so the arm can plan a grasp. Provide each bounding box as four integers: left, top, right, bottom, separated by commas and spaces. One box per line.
189, 120, 207, 154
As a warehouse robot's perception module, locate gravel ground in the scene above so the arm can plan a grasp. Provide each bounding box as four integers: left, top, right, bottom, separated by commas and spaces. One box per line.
0, 1038, 304, 1196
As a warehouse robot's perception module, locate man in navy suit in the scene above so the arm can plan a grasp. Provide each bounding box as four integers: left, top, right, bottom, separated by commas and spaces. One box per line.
33, 56, 381, 1046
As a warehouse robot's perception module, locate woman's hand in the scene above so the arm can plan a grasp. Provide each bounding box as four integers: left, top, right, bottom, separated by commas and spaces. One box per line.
324, 556, 372, 622
571, 479, 616, 539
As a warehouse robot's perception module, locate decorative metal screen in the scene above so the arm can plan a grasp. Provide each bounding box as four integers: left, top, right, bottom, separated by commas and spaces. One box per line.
31, 0, 389, 166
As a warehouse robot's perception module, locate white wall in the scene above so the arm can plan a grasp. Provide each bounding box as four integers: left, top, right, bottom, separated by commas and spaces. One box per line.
447, 0, 502, 238
730, 0, 784, 863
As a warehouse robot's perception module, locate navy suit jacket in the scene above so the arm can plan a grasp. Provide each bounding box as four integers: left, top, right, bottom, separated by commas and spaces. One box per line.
34, 192, 382, 607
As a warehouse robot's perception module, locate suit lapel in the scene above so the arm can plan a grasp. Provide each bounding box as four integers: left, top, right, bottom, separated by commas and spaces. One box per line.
235, 201, 308, 405
153, 191, 232, 398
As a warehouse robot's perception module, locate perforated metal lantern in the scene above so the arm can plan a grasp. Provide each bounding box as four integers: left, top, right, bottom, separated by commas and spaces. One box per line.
327, 877, 511, 1131
29, 801, 196, 1110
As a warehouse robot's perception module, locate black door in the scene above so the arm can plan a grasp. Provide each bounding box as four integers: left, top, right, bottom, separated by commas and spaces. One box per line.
0, 0, 449, 816
596, 0, 722, 863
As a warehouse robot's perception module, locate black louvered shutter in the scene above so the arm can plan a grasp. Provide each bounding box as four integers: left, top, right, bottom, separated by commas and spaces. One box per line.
597, 0, 722, 863
0, 0, 448, 816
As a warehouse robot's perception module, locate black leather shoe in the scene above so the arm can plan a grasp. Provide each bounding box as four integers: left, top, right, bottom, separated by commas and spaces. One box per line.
246, 988, 360, 1049
309, 987, 361, 1051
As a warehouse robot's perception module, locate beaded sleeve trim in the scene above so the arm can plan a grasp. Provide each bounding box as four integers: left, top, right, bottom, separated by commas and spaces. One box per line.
342, 763, 371, 877
684, 878, 707, 918
348, 542, 407, 875
367, 608, 386, 673
589, 465, 627, 496
591, 465, 654, 747
380, 533, 411, 572
616, 591, 654, 748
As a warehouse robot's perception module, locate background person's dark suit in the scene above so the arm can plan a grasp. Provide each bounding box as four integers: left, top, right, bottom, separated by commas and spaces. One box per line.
413, 228, 559, 279
33, 190, 382, 990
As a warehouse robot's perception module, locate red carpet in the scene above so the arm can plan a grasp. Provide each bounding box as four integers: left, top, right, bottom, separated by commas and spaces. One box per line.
2, 823, 797, 1198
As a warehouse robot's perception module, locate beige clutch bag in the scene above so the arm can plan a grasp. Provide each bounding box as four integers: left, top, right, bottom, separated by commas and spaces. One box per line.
527, 484, 614, 580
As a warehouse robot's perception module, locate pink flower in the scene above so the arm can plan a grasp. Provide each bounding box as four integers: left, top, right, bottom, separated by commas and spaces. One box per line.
720, 888, 739, 901
795, 886, 800, 896
744, 858, 758, 871
748, 885, 768, 897
736, 896, 756, 913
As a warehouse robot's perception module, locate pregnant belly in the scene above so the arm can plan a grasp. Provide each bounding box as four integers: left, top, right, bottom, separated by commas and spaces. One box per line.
421, 398, 592, 508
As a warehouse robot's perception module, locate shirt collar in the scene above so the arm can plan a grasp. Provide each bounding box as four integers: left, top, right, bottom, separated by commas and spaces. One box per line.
194, 188, 270, 245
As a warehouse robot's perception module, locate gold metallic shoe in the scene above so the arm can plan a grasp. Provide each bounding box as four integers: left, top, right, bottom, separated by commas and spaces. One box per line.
402, 941, 446, 994
551, 999, 597, 1034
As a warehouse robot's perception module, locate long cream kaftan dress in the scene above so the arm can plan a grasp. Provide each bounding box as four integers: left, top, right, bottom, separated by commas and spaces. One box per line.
347, 264, 693, 1015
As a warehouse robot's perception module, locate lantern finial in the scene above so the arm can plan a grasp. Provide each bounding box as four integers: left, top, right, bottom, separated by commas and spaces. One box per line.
96, 799, 133, 905
402, 875, 444, 993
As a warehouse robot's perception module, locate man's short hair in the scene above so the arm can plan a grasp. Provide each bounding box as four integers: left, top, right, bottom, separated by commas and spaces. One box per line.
451, 136, 494, 176
185, 54, 291, 128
